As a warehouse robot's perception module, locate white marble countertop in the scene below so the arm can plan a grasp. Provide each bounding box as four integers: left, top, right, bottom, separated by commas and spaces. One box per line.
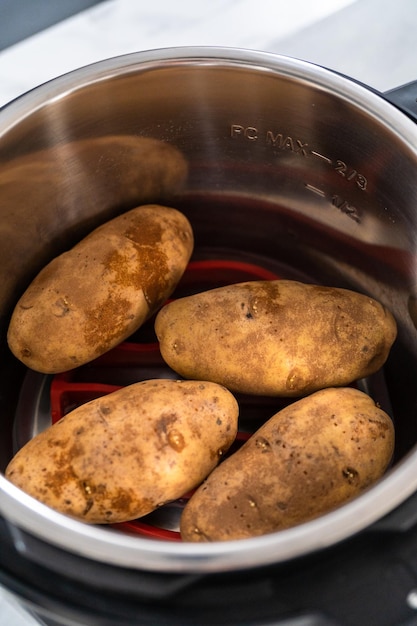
1, 0, 417, 624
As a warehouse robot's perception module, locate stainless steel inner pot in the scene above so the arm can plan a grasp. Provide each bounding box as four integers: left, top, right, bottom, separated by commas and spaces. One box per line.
1, 47, 417, 575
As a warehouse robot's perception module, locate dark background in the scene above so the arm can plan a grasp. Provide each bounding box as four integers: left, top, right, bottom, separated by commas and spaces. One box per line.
0, 0, 106, 51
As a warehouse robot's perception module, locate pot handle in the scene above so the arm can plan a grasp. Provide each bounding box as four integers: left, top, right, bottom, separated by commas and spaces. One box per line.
384, 79, 417, 123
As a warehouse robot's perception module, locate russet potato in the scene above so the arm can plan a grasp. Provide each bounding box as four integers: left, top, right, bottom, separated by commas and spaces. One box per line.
5, 379, 239, 524
7, 204, 193, 373
155, 280, 397, 396
0, 135, 189, 315
180, 387, 395, 541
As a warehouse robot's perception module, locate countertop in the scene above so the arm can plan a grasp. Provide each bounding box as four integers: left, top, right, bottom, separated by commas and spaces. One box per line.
1, 0, 417, 624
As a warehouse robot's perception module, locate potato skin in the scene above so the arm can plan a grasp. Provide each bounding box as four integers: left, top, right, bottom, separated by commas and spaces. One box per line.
5, 379, 239, 524
7, 204, 193, 373
180, 387, 394, 542
0, 136, 188, 317
155, 280, 397, 396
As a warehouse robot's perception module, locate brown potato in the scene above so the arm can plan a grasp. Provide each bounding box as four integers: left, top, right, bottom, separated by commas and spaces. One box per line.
8, 204, 193, 373
180, 387, 394, 541
5, 379, 239, 524
0, 135, 188, 316
155, 280, 397, 396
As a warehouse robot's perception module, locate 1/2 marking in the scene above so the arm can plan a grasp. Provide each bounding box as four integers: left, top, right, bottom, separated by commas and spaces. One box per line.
332, 194, 361, 223
305, 184, 361, 224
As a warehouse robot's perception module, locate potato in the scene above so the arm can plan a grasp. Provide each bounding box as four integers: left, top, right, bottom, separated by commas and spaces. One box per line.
7, 204, 193, 373
0, 135, 188, 317
180, 387, 394, 541
5, 379, 239, 524
155, 280, 397, 396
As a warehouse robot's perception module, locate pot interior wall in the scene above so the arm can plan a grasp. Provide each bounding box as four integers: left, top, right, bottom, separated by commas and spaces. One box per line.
1, 55, 417, 519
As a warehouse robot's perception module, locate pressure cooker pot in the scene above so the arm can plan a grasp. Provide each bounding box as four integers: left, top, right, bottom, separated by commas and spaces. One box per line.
1, 48, 417, 626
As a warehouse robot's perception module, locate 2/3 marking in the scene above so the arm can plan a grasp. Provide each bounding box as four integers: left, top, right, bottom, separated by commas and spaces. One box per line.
334, 160, 367, 191
230, 124, 368, 191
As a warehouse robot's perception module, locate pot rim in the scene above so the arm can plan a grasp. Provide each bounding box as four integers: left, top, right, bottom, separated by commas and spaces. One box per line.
2, 453, 417, 573
1, 46, 417, 574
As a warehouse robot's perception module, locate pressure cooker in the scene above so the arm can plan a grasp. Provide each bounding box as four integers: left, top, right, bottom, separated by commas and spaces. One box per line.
1, 47, 417, 626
